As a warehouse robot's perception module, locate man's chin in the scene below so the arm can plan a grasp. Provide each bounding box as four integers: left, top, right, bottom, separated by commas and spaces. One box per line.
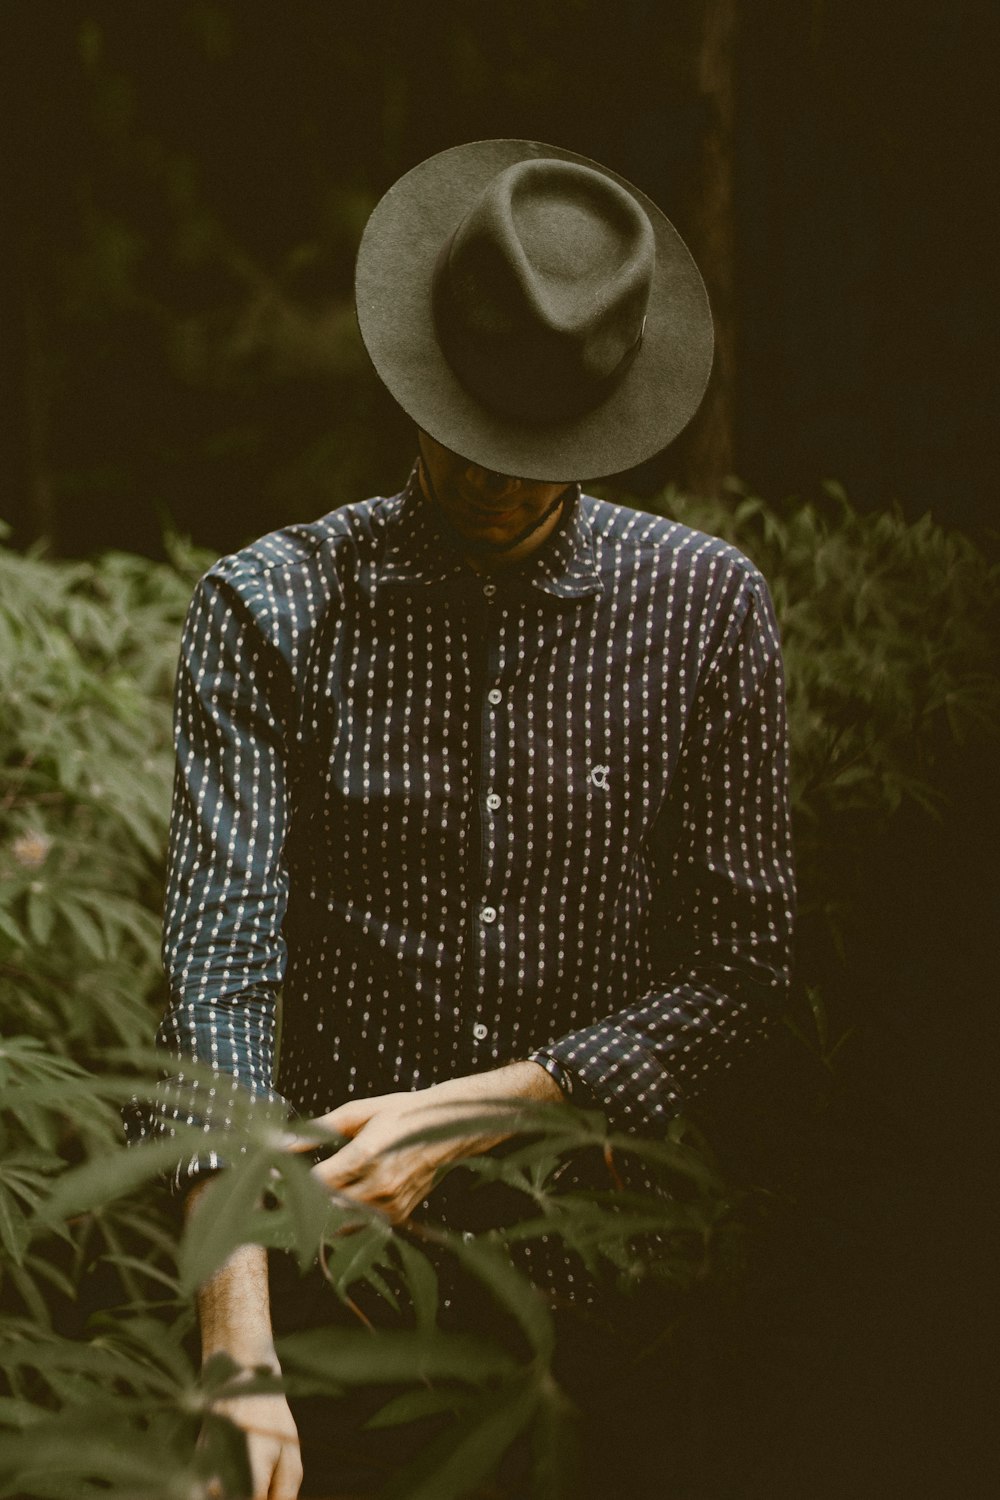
445, 509, 526, 548
451, 498, 523, 525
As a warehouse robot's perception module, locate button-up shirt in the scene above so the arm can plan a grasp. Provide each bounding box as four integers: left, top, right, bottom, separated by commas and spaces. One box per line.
147, 472, 793, 1211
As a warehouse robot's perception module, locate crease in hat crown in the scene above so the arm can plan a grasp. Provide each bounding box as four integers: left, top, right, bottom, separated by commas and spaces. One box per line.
432, 158, 656, 425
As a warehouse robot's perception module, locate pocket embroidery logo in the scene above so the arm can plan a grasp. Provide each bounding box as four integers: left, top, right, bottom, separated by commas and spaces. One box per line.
589, 764, 610, 791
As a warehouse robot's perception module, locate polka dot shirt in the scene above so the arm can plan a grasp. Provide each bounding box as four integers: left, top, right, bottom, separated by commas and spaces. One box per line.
136, 471, 794, 1280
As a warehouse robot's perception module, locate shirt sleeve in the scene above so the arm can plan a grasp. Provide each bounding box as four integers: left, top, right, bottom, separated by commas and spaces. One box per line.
125, 568, 294, 1189
529, 572, 795, 1136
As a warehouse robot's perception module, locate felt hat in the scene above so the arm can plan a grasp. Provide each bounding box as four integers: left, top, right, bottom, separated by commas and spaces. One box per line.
355, 139, 714, 481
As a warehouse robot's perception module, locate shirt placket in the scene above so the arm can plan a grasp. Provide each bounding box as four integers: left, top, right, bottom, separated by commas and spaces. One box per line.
464, 575, 504, 1056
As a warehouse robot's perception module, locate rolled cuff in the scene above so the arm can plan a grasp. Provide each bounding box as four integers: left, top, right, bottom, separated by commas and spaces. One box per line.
121, 1072, 293, 1195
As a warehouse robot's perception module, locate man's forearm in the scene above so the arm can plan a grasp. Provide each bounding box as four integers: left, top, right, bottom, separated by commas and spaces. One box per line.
508, 1058, 566, 1103
460, 1058, 565, 1108
186, 1182, 277, 1369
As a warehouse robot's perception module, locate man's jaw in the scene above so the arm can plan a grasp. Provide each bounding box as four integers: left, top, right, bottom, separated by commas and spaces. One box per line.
418, 453, 569, 556
445, 486, 568, 555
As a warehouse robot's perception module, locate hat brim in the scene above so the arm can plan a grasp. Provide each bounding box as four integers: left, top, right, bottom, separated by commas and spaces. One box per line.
355, 139, 714, 481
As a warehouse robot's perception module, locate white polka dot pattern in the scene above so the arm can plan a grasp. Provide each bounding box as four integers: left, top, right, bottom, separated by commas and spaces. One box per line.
135, 472, 794, 1227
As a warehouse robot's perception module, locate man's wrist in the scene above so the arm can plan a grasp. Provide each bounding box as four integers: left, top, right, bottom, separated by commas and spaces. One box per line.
201, 1326, 278, 1369
481, 1058, 564, 1104
420, 1061, 563, 1159
521, 1058, 566, 1102
527, 1053, 572, 1099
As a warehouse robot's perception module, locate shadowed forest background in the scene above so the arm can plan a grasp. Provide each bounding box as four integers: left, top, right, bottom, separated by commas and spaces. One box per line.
4, 0, 998, 555
1, 3, 998, 1498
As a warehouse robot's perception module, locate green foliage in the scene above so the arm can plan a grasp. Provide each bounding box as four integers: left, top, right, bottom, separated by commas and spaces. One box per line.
651, 482, 1000, 949
0, 528, 209, 1060
661, 484, 998, 807
1, 488, 997, 1496
2, 1077, 720, 1498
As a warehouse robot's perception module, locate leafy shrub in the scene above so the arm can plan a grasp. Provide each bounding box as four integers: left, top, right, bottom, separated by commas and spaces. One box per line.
0, 527, 210, 1060
653, 483, 999, 917
0, 488, 997, 1498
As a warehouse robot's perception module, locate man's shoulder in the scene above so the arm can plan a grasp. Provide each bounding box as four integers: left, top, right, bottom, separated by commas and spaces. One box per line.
205, 496, 393, 587
581, 494, 765, 590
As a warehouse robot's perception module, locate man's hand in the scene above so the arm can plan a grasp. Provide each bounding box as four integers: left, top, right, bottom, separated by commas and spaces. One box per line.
294, 1061, 563, 1225
208, 1389, 302, 1500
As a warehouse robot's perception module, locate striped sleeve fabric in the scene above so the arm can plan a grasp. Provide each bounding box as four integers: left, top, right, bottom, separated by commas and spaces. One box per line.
138, 570, 294, 1184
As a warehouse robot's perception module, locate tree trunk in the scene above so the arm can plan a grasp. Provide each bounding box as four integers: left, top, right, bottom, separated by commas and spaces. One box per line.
677, 0, 738, 498
1, 5, 58, 549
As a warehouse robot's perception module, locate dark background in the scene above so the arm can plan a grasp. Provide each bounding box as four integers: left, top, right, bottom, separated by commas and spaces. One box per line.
2, 0, 997, 559
1, 4, 997, 1497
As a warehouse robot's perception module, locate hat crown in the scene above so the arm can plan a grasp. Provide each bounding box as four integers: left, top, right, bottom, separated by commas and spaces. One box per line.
433, 159, 655, 424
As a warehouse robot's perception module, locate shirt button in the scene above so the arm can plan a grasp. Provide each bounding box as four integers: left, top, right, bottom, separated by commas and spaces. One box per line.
483, 582, 497, 599
472, 1022, 489, 1042
481, 905, 497, 924
487, 687, 502, 706
486, 792, 501, 811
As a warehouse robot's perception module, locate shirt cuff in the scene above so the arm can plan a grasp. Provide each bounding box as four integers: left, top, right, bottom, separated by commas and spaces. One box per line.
528, 1050, 589, 1104
121, 1075, 293, 1196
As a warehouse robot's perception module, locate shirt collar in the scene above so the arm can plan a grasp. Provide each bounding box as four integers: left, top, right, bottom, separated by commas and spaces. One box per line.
371, 466, 604, 604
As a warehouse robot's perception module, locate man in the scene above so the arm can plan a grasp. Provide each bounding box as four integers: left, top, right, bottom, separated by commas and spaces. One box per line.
144, 141, 794, 1498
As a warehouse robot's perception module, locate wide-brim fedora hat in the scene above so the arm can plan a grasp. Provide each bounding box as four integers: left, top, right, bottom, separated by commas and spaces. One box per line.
355, 139, 714, 481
